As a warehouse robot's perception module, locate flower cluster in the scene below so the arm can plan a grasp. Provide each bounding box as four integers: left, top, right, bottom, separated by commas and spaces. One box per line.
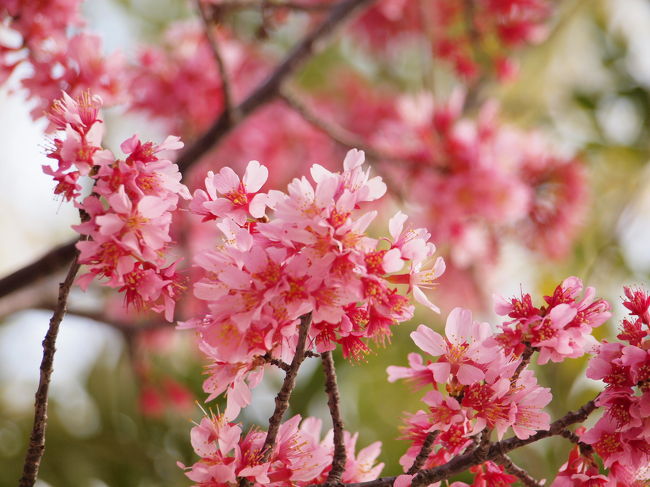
495, 276, 611, 364
179, 413, 383, 486
182, 150, 444, 418
353, 0, 551, 79
45, 91, 190, 321
388, 307, 552, 483
372, 93, 588, 268
1, 2, 124, 120
575, 286, 650, 484
127, 21, 267, 137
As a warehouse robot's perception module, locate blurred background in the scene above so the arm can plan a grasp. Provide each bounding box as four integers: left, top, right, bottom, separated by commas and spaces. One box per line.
1, 0, 650, 485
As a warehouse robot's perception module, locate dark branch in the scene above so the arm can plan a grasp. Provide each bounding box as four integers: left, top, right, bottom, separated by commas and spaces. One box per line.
308, 397, 599, 487
278, 88, 405, 165
407, 431, 439, 475
0, 240, 77, 300
177, 0, 377, 172
512, 345, 535, 383
197, 0, 238, 122
494, 454, 544, 487
321, 351, 346, 484
260, 352, 291, 372
559, 429, 593, 455
260, 313, 312, 460
209, 0, 333, 13
18, 249, 82, 487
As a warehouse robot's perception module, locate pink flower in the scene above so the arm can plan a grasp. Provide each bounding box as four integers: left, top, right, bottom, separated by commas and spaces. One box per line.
410, 308, 497, 385
191, 160, 269, 225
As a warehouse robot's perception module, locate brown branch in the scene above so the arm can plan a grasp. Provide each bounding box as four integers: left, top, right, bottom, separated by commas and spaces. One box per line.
177, 0, 378, 172
308, 397, 599, 487
512, 345, 535, 383
407, 431, 439, 475
197, 0, 238, 123
18, 249, 82, 487
259, 352, 291, 372
559, 429, 593, 455
209, 0, 333, 13
260, 313, 312, 460
409, 398, 599, 487
494, 454, 543, 487
0, 0, 378, 301
0, 239, 77, 300
321, 350, 346, 484
279, 88, 400, 165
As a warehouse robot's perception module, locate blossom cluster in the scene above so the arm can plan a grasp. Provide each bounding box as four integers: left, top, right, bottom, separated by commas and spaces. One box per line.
1, 1, 124, 119
183, 149, 445, 419
179, 413, 383, 486
344, 0, 550, 79
388, 307, 552, 483
495, 276, 612, 364
371, 93, 588, 267
44, 91, 189, 321
127, 21, 268, 138
571, 286, 650, 485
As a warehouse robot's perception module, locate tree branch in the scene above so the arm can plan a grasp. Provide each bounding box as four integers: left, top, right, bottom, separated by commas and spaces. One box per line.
407, 431, 439, 475
321, 350, 346, 484
18, 249, 82, 487
0, 239, 77, 300
209, 0, 333, 13
0, 0, 378, 301
260, 313, 312, 460
512, 344, 535, 383
494, 454, 544, 487
308, 397, 599, 487
197, 0, 238, 123
278, 88, 402, 165
177, 0, 377, 172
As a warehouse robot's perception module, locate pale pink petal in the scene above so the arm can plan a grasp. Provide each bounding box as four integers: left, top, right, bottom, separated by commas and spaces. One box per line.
213, 166, 240, 194
428, 362, 451, 383
457, 363, 485, 385
138, 196, 168, 219
120, 134, 140, 154
383, 248, 404, 273
248, 193, 268, 218
413, 286, 440, 313
343, 148, 365, 171
242, 160, 268, 192
96, 214, 124, 235
445, 308, 473, 344
388, 211, 407, 240
411, 325, 446, 356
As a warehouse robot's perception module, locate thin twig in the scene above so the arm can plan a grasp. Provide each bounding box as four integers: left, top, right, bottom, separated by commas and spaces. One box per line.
321, 351, 346, 484
279, 88, 401, 165
260, 313, 312, 460
512, 345, 535, 383
260, 352, 291, 372
559, 429, 593, 455
209, 0, 333, 13
196, 0, 238, 123
0, 240, 77, 300
0, 0, 378, 300
177, 0, 378, 172
495, 454, 544, 487
18, 250, 82, 487
307, 396, 599, 487
407, 431, 439, 474
279, 88, 413, 201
